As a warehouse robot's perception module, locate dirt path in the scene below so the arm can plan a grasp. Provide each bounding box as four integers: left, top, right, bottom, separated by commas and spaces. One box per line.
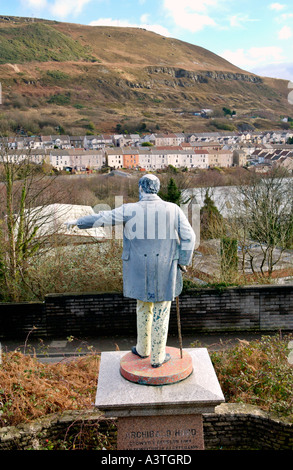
7, 63, 20, 72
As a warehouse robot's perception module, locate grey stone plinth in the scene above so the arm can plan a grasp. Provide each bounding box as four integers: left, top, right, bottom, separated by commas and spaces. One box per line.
95, 348, 225, 418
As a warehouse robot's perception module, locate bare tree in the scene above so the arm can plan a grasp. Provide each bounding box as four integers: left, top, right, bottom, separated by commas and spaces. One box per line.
228, 168, 293, 278
0, 140, 69, 301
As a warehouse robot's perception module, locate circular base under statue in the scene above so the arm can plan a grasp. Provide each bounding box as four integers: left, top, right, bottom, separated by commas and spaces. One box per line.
120, 346, 193, 386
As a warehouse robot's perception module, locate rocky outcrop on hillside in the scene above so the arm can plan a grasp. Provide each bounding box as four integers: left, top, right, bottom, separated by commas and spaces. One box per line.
120, 66, 263, 90
146, 67, 262, 83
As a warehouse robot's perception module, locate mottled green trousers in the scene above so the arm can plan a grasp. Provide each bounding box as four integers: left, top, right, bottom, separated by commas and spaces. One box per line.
136, 300, 171, 365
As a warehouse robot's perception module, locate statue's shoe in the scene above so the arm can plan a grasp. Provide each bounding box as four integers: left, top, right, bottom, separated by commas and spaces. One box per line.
151, 353, 171, 368
131, 346, 149, 359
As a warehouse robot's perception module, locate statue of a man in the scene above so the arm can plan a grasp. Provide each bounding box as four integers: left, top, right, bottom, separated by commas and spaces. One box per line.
66, 174, 195, 368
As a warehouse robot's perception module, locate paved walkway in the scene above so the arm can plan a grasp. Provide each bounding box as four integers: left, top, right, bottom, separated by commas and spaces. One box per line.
1, 332, 267, 363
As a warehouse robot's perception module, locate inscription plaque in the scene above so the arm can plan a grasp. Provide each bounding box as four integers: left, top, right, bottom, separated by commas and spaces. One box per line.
117, 414, 204, 450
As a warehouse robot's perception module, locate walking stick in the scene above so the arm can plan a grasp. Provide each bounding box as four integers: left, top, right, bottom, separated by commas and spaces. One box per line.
176, 296, 183, 359
177, 264, 187, 359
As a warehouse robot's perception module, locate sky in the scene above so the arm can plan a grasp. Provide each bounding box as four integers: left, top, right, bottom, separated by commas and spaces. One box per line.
1, 0, 293, 81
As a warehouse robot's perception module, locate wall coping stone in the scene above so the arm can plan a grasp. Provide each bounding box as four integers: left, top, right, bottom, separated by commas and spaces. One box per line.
212, 402, 293, 426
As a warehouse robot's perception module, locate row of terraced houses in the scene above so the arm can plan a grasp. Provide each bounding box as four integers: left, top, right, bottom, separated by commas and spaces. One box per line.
1, 131, 293, 172
2, 146, 234, 171
105, 147, 234, 171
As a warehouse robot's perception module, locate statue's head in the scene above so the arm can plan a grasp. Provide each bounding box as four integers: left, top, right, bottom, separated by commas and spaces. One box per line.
138, 174, 160, 195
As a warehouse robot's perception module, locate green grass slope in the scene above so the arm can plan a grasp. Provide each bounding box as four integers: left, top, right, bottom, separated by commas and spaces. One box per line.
0, 22, 95, 63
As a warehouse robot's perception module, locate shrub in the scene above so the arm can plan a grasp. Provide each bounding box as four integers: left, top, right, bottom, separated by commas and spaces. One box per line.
23, 241, 123, 301
48, 93, 71, 106
0, 350, 100, 427
46, 70, 70, 81
210, 120, 236, 131
211, 334, 293, 420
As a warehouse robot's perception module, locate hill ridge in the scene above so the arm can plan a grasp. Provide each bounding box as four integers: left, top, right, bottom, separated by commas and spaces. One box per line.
0, 15, 291, 135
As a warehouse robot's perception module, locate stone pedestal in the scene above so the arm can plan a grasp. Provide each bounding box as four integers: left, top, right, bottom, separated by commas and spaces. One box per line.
95, 348, 225, 451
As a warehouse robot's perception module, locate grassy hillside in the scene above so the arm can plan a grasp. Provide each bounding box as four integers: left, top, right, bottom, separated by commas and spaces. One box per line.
0, 16, 291, 135
0, 17, 243, 71
0, 22, 95, 63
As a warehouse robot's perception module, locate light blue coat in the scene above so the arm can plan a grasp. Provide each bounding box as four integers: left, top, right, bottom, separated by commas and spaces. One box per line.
76, 194, 196, 302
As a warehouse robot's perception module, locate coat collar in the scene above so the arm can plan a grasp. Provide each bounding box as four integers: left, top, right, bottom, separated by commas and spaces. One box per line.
139, 193, 161, 202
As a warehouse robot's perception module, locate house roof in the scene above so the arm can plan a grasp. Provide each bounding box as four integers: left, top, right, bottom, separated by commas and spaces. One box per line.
20, 204, 106, 243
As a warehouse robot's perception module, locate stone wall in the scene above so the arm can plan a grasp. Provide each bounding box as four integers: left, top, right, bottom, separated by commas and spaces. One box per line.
0, 404, 292, 450
0, 410, 117, 451
0, 285, 293, 339
0, 301, 47, 338
204, 403, 293, 450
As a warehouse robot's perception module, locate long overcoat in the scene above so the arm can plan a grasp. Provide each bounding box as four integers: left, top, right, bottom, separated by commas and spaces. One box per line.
76, 193, 196, 302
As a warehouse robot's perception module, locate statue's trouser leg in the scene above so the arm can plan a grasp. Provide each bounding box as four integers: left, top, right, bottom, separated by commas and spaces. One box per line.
136, 300, 171, 365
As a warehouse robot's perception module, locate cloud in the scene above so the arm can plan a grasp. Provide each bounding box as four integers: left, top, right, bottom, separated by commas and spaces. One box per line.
164, 0, 220, 14
23, 0, 48, 8
251, 62, 293, 80
140, 13, 150, 24
23, 0, 96, 18
221, 46, 285, 71
49, 0, 92, 18
163, 0, 219, 32
89, 18, 171, 37
280, 13, 293, 20
229, 13, 259, 28
278, 25, 293, 39
269, 2, 286, 11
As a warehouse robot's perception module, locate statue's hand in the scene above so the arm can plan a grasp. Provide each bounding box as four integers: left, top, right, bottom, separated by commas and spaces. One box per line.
178, 264, 187, 272
65, 220, 78, 229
